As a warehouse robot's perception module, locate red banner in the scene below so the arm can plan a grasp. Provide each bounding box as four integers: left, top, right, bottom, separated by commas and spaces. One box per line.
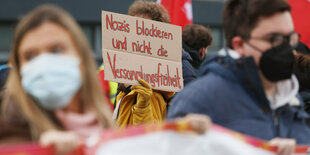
1, 122, 309, 155
0, 143, 54, 155
287, 0, 310, 47
158, 0, 193, 29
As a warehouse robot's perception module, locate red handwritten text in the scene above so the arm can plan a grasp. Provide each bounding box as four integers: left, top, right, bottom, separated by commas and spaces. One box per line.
136, 20, 173, 40
157, 45, 168, 57
112, 37, 127, 50
106, 14, 130, 33
132, 40, 152, 55
107, 52, 181, 88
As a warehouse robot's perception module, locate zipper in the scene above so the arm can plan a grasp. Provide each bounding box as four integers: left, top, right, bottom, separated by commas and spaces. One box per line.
272, 111, 280, 137
271, 106, 287, 137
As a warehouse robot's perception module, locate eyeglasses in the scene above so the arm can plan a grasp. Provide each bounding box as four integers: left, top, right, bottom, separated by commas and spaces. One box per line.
250, 32, 300, 48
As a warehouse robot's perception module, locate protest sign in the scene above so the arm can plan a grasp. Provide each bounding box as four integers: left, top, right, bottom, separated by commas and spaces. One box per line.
102, 11, 183, 92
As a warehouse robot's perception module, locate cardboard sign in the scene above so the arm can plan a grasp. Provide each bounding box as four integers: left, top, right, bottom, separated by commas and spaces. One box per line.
102, 11, 183, 92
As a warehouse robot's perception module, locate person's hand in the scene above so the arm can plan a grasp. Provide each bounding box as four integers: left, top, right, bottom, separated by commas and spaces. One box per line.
39, 130, 82, 155
269, 138, 296, 155
131, 79, 153, 108
177, 114, 212, 134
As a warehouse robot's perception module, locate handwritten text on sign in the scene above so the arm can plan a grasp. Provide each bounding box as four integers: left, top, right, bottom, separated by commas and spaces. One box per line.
102, 11, 183, 92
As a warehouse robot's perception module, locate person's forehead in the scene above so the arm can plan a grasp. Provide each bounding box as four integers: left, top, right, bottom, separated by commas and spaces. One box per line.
251, 11, 294, 36
19, 22, 71, 51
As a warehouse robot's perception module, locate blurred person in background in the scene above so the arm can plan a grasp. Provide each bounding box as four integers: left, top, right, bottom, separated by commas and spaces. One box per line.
182, 24, 213, 72
0, 4, 114, 154
181, 24, 213, 85
168, 0, 310, 154
114, 1, 175, 128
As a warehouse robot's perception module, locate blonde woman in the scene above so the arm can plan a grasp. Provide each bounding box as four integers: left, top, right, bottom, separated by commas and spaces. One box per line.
0, 4, 113, 154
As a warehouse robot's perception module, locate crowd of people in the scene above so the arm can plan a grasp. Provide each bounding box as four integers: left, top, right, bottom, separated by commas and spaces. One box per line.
0, 0, 310, 155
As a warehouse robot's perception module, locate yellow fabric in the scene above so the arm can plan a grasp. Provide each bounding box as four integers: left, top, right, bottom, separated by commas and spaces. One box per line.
116, 79, 175, 128
108, 81, 118, 104
99, 65, 104, 70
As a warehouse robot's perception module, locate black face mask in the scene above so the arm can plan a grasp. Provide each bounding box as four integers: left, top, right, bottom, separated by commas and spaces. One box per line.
259, 42, 295, 82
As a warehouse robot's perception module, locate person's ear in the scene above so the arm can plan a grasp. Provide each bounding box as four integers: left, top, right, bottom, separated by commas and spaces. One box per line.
199, 48, 207, 59
231, 36, 246, 56
204, 48, 208, 55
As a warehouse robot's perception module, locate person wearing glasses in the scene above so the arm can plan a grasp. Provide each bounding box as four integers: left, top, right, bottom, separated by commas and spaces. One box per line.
167, 0, 310, 154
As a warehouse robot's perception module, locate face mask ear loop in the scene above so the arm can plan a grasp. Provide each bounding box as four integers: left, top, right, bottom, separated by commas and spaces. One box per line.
245, 41, 264, 53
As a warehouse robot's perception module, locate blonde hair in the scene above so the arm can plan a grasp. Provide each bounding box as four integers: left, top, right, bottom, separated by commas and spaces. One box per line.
2, 4, 113, 140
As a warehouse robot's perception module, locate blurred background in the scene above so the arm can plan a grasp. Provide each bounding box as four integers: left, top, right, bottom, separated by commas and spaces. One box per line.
0, 0, 226, 65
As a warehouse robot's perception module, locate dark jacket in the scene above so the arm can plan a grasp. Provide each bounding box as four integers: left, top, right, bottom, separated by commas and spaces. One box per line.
182, 49, 197, 86
300, 90, 310, 114
182, 42, 201, 72
168, 52, 310, 144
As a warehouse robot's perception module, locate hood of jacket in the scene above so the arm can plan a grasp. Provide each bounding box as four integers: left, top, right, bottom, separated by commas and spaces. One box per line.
182, 49, 193, 62
182, 42, 201, 70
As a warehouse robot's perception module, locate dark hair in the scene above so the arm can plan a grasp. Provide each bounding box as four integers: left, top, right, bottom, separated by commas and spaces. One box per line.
182, 24, 213, 51
294, 52, 310, 91
296, 41, 310, 54
222, 0, 291, 48
128, 0, 170, 23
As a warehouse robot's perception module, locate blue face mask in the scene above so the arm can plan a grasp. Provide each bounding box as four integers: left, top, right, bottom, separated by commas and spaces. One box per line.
21, 53, 82, 110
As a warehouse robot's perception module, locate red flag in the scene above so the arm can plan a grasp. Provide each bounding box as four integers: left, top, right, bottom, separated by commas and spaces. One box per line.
158, 0, 193, 29
287, 0, 310, 47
